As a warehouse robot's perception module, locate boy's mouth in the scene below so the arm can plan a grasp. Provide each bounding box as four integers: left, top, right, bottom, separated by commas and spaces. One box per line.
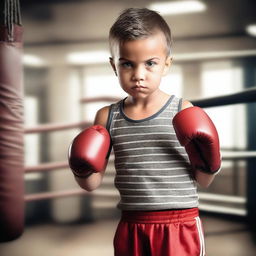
132, 85, 147, 89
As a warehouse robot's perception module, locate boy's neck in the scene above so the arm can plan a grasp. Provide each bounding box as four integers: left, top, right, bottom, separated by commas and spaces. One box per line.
123, 90, 171, 120
125, 90, 170, 108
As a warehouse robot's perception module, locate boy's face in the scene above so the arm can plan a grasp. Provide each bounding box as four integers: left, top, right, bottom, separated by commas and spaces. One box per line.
110, 32, 171, 99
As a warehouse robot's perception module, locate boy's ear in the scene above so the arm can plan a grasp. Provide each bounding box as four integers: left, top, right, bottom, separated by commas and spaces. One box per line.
163, 56, 172, 76
109, 57, 117, 76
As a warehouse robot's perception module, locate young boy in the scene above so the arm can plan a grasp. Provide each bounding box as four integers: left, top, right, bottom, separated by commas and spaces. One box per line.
68, 8, 221, 256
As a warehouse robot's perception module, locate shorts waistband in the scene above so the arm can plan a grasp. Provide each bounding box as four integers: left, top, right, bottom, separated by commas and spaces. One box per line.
121, 208, 199, 224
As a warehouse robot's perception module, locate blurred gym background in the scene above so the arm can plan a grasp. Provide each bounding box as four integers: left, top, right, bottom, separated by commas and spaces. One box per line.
1, 0, 256, 255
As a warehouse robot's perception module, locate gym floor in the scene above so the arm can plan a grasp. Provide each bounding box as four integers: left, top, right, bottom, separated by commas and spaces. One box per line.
0, 214, 255, 256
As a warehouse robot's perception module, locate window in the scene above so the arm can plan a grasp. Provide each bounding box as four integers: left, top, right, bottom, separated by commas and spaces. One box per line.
160, 65, 183, 97
201, 61, 246, 149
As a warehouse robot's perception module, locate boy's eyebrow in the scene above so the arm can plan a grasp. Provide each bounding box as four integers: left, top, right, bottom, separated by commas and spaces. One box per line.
118, 57, 160, 62
118, 57, 130, 61
146, 57, 160, 61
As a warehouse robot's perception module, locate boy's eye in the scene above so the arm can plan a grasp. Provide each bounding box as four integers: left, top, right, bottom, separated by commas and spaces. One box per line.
146, 60, 157, 67
120, 62, 133, 68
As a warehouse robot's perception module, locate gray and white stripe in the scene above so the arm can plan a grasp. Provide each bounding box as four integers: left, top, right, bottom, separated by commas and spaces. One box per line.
109, 95, 198, 211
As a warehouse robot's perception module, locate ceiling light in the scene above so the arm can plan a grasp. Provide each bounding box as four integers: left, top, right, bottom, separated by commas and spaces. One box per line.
23, 54, 45, 67
67, 51, 110, 65
246, 24, 256, 37
149, 0, 206, 15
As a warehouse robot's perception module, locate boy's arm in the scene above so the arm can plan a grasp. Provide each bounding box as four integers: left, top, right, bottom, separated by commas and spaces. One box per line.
174, 100, 221, 188
71, 106, 111, 191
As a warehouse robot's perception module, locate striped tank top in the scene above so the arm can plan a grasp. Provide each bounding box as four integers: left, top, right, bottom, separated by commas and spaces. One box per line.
107, 95, 199, 211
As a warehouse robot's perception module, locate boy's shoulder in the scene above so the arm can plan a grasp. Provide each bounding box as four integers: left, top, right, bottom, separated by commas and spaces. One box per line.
181, 100, 193, 110
94, 99, 121, 128
94, 105, 111, 127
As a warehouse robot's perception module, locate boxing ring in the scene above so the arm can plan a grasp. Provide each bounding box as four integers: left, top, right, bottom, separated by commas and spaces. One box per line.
22, 89, 256, 204
0, 0, 256, 243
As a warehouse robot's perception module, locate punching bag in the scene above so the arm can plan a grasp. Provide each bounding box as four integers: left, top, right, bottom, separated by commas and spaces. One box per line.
0, 0, 24, 242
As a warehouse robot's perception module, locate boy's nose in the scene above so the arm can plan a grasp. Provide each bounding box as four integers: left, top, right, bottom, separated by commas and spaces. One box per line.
132, 66, 145, 81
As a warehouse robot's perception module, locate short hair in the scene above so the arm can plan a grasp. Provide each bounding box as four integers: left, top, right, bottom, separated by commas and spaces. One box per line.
109, 8, 172, 57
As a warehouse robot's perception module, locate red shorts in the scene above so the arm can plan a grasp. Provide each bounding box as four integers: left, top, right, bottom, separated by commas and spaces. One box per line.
114, 208, 205, 256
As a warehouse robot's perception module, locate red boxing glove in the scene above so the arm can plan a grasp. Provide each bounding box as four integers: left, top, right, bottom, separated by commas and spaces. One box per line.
172, 106, 221, 174
68, 125, 111, 178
